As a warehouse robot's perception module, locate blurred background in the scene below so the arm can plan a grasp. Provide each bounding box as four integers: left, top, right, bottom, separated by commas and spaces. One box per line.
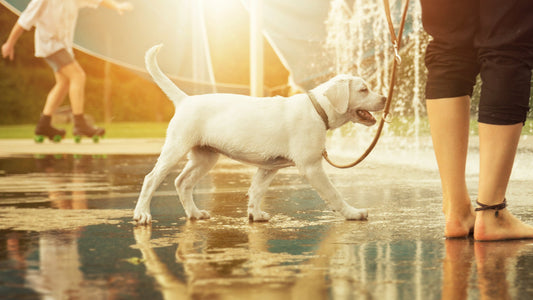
0, 0, 531, 134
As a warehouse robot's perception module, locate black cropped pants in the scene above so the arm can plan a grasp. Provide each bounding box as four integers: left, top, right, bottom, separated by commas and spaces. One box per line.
421, 0, 533, 125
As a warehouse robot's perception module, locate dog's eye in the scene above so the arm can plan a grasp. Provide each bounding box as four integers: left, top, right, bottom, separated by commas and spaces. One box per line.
360, 87, 368, 92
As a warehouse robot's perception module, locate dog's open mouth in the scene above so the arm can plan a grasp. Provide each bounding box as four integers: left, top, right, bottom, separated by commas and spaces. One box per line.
356, 110, 376, 123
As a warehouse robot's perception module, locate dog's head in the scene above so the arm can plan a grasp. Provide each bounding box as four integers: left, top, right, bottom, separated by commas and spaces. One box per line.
321, 75, 386, 127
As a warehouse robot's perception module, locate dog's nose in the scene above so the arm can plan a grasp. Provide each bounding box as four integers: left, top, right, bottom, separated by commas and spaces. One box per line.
381, 96, 387, 103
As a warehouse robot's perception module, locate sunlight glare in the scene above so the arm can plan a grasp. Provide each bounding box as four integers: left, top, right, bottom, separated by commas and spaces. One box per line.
203, 0, 244, 19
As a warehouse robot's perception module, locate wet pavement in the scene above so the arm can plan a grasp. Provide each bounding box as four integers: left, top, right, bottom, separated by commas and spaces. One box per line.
1, 137, 533, 299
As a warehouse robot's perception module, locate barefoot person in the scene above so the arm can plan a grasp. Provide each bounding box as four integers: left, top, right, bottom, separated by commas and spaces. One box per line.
421, 0, 533, 240
1, 0, 133, 142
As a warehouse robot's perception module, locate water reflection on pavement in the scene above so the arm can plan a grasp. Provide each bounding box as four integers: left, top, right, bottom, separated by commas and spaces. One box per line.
1, 153, 533, 299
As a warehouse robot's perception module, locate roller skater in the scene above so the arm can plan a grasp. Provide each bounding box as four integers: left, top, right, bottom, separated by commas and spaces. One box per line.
1, 0, 132, 143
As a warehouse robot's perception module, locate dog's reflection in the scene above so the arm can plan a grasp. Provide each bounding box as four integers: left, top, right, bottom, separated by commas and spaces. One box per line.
133, 219, 343, 299
133, 226, 188, 299
442, 239, 531, 300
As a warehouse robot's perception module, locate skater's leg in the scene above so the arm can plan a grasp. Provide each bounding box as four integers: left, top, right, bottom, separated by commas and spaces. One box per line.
58, 61, 105, 139
42, 71, 69, 116
34, 72, 69, 141
59, 61, 85, 115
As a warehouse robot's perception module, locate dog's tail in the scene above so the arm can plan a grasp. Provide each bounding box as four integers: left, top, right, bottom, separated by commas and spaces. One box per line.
145, 44, 187, 105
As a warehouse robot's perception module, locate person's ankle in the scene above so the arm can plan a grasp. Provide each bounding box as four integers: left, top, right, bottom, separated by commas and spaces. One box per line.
444, 201, 474, 218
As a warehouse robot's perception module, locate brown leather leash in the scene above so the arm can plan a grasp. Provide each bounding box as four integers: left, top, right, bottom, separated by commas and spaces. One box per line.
322, 0, 410, 169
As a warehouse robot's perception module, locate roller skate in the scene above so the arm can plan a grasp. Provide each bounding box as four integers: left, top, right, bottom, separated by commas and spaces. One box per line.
73, 114, 105, 143
34, 114, 66, 143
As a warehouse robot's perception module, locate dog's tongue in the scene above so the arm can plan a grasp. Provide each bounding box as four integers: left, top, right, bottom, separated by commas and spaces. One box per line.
357, 110, 375, 122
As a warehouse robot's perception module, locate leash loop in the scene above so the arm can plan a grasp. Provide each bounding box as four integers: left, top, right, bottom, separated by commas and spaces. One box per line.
393, 41, 402, 65
321, 0, 410, 169
382, 111, 393, 123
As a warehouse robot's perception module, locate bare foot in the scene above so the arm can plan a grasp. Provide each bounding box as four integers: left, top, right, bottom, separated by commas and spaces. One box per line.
444, 204, 476, 238
474, 209, 533, 241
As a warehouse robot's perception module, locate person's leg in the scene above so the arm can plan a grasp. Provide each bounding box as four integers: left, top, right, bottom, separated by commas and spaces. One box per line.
470, 0, 533, 241
474, 123, 533, 240
473, 0, 533, 238
58, 60, 86, 115
42, 71, 69, 116
477, 124, 521, 204
35, 51, 73, 141
59, 60, 105, 138
427, 97, 475, 238
421, 0, 480, 237
35, 72, 69, 140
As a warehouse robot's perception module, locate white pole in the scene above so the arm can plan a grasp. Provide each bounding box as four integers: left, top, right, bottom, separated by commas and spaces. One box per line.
191, 0, 201, 93
250, 0, 264, 97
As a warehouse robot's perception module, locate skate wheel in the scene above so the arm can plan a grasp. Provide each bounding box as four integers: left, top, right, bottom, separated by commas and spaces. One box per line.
52, 135, 62, 143
34, 135, 45, 143
74, 135, 82, 143
92, 135, 100, 143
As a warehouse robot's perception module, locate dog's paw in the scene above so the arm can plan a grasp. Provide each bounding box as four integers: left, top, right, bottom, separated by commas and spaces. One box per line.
189, 209, 211, 220
134, 210, 153, 225
340, 206, 368, 221
248, 210, 271, 222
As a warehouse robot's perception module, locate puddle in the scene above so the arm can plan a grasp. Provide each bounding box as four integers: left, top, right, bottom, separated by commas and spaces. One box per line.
0, 207, 131, 232
1, 153, 533, 299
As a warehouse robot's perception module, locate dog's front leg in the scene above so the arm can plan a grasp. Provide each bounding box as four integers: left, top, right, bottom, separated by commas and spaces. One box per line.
134, 145, 188, 224
134, 168, 165, 224
247, 168, 278, 221
298, 162, 368, 220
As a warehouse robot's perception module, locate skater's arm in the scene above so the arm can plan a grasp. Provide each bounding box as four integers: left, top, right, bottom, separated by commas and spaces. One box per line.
100, 0, 133, 15
3, 0, 46, 60
1, 23, 25, 61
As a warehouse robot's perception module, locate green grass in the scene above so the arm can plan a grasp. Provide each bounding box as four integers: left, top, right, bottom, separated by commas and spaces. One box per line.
0, 122, 168, 139
1, 119, 532, 139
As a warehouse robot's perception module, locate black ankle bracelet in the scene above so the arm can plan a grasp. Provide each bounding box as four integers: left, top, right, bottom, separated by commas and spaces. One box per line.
475, 199, 507, 217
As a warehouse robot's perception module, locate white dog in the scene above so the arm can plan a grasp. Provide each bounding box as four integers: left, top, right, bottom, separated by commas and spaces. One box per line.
134, 44, 386, 224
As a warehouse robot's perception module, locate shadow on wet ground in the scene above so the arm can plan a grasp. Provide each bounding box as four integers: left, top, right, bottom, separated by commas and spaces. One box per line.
1, 145, 533, 299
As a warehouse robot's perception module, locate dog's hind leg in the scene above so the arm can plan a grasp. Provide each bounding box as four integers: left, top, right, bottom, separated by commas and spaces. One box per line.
297, 162, 368, 220
175, 147, 219, 220
247, 168, 278, 222
134, 144, 189, 224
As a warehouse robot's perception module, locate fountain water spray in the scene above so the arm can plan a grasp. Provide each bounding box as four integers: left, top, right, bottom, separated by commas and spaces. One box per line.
322, 0, 532, 181
324, 0, 429, 161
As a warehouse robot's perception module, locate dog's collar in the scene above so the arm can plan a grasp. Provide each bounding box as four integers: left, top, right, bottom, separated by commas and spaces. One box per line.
306, 91, 330, 130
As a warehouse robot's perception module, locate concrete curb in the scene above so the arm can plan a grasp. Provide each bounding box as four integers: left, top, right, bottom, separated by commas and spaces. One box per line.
1, 135, 532, 157
0, 138, 165, 156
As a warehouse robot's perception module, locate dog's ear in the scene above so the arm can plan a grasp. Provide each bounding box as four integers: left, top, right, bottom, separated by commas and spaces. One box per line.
324, 78, 350, 114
